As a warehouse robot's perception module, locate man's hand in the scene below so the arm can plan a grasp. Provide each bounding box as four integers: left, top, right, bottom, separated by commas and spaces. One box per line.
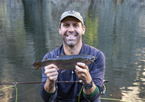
44, 64, 59, 93
75, 62, 92, 85
44, 64, 59, 82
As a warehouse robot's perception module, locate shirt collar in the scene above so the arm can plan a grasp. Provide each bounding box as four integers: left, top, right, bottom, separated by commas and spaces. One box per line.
79, 42, 85, 54
60, 42, 85, 55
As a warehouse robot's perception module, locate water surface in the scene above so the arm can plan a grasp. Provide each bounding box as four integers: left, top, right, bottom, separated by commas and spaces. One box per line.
0, 0, 145, 102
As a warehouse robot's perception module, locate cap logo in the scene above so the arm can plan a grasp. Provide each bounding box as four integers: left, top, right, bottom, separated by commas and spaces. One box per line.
68, 10, 75, 14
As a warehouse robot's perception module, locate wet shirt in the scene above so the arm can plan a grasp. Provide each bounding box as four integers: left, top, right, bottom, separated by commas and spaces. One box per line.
41, 43, 105, 102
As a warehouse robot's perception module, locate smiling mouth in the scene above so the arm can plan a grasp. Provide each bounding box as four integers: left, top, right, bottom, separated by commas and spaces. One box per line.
65, 31, 78, 36
66, 35, 76, 38
66, 35, 77, 41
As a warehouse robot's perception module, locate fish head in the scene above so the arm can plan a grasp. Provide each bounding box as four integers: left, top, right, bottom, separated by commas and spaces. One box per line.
85, 55, 95, 65
90, 56, 95, 62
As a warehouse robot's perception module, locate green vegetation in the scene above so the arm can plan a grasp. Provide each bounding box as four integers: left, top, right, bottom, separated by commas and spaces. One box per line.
83, 13, 99, 48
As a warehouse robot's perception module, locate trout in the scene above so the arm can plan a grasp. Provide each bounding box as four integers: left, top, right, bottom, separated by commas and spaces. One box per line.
33, 54, 95, 70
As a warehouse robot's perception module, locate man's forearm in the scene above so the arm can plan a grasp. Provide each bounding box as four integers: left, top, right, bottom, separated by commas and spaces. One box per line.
44, 78, 56, 93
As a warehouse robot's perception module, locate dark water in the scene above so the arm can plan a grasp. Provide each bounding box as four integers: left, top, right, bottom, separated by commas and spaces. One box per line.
0, 0, 145, 102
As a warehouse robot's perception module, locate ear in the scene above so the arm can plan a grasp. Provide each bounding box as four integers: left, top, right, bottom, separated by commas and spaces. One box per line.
58, 26, 61, 35
82, 26, 86, 35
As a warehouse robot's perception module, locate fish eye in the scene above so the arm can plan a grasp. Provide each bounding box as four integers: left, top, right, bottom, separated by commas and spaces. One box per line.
91, 58, 94, 60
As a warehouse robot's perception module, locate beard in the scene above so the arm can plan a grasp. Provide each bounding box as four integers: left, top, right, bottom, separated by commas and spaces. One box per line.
61, 32, 81, 47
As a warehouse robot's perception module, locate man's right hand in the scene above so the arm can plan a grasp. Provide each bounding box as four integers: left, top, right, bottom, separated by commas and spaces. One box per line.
44, 64, 59, 82
44, 64, 59, 93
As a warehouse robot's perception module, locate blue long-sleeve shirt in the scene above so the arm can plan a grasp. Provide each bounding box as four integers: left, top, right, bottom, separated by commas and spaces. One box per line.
41, 43, 105, 102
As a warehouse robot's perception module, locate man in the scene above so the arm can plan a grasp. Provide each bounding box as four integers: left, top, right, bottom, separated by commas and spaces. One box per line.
41, 10, 105, 102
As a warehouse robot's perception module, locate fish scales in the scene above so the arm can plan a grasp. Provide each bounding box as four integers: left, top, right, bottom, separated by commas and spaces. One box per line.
33, 54, 95, 70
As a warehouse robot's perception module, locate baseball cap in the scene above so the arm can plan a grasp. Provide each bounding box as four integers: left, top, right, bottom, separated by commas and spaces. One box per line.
59, 10, 84, 26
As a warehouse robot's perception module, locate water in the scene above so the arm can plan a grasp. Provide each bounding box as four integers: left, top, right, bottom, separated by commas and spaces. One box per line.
0, 0, 145, 102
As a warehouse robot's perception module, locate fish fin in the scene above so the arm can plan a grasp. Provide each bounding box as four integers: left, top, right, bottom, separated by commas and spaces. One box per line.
33, 61, 43, 70
57, 66, 66, 73
44, 58, 48, 60
61, 69, 67, 73
33, 61, 40, 67
58, 54, 67, 57
34, 66, 43, 70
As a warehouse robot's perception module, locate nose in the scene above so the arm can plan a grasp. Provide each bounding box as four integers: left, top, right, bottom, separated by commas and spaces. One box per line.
68, 25, 74, 33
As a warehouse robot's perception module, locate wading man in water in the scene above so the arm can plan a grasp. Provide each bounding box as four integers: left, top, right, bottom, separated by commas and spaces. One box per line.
41, 10, 105, 102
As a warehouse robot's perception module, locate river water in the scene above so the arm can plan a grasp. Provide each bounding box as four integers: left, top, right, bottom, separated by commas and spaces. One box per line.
0, 0, 145, 102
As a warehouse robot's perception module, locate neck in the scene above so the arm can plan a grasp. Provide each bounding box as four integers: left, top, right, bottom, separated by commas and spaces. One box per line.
63, 42, 83, 55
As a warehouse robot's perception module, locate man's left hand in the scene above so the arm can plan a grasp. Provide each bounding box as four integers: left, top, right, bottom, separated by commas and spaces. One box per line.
75, 62, 92, 85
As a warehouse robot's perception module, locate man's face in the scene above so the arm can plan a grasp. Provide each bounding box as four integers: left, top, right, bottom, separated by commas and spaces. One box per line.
59, 17, 85, 47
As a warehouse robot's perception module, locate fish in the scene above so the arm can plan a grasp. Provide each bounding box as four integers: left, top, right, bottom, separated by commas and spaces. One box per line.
33, 54, 95, 70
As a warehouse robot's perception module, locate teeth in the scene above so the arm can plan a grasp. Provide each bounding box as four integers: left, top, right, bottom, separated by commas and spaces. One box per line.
67, 35, 75, 38
69, 35, 74, 37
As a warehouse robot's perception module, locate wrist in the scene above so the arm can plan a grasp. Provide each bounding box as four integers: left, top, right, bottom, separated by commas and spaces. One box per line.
83, 80, 93, 89
83, 78, 92, 85
44, 79, 56, 93
83, 82, 96, 95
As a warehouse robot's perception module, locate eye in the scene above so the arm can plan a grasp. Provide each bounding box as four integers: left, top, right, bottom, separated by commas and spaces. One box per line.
73, 23, 79, 28
63, 23, 69, 27
91, 58, 94, 62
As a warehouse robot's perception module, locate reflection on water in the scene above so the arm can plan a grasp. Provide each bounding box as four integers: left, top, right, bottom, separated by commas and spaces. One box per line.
0, 0, 145, 102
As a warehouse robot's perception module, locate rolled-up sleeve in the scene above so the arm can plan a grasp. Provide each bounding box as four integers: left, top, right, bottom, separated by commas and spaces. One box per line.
83, 85, 100, 101
41, 83, 57, 102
